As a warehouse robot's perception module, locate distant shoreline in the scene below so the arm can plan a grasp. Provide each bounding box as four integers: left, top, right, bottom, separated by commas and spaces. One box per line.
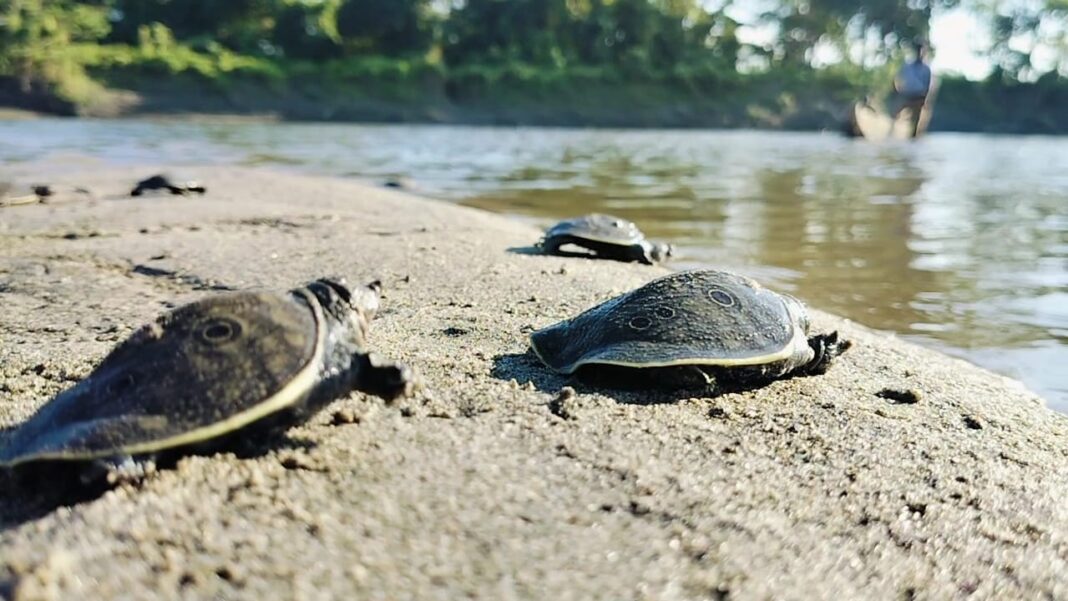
4, 71, 1067, 134
0, 108, 45, 121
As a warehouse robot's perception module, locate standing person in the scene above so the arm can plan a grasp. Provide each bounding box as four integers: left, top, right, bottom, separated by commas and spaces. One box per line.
892, 39, 934, 137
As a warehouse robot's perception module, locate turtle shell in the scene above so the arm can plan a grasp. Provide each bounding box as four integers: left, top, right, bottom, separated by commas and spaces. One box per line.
544, 214, 645, 246
0, 284, 340, 467
530, 270, 804, 374
130, 174, 206, 196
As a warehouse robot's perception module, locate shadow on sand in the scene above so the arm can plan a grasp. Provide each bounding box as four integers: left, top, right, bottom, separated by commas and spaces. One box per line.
0, 432, 316, 531
506, 245, 543, 256
507, 245, 606, 261
490, 350, 722, 405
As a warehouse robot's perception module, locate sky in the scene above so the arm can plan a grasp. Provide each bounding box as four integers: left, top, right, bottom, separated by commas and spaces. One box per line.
929, 9, 993, 79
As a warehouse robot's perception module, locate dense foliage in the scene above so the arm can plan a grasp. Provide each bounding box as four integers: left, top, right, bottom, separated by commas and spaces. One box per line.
1, 0, 1066, 130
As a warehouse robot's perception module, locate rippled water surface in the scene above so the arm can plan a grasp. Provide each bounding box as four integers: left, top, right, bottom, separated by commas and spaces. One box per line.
2, 119, 1066, 410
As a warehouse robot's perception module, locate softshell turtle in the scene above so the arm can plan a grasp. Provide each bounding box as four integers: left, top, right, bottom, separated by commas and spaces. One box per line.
538, 214, 672, 265
1, 183, 92, 207
131, 174, 207, 196
530, 270, 851, 391
0, 183, 49, 207
0, 278, 413, 473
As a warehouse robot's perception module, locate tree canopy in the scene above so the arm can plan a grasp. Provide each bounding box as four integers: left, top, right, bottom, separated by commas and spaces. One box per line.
4, 0, 1064, 71
2, 0, 1066, 95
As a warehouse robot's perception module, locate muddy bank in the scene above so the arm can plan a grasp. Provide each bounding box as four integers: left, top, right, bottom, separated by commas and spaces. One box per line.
7, 71, 1068, 134
0, 165, 1065, 599
6, 70, 848, 129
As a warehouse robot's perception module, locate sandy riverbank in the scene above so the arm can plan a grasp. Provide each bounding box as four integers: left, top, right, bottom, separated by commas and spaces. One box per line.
1, 165, 1066, 599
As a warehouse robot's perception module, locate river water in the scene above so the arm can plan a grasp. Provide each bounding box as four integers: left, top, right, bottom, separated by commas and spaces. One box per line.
2, 119, 1066, 411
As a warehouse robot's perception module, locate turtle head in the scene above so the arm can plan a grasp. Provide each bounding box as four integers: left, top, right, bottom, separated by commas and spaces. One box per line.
346, 279, 382, 322
303, 278, 416, 401
804, 331, 853, 375
779, 293, 854, 374
305, 278, 382, 338
648, 242, 674, 264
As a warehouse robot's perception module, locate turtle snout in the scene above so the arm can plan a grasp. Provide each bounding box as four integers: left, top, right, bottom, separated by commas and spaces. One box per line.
347, 280, 382, 322
651, 243, 674, 263
306, 277, 379, 324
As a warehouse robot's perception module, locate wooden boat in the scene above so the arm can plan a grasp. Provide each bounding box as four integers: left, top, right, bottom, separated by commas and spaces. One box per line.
844, 101, 918, 141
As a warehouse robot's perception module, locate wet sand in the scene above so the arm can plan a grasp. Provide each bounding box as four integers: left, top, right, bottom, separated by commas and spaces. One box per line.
0, 166, 1065, 600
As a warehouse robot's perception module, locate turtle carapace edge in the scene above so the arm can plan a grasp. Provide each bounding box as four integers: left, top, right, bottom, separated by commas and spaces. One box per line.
538, 214, 673, 265
0, 278, 414, 471
530, 270, 851, 391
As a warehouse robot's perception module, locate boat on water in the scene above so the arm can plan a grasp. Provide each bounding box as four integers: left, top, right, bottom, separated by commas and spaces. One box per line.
844, 100, 933, 141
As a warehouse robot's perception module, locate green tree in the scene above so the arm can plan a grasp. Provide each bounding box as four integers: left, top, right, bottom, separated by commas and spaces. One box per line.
0, 0, 109, 91
105, 0, 278, 53
442, 0, 573, 66
335, 0, 433, 55
441, 0, 725, 70
760, 0, 955, 67
978, 0, 1068, 81
271, 1, 342, 60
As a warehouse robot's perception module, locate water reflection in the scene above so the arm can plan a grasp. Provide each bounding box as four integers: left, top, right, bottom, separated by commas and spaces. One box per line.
1, 120, 1065, 409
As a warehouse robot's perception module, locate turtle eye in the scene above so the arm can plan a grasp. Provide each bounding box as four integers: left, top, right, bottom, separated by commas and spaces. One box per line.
196, 317, 242, 346
707, 288, 736, 307
316, 278, 353, 304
